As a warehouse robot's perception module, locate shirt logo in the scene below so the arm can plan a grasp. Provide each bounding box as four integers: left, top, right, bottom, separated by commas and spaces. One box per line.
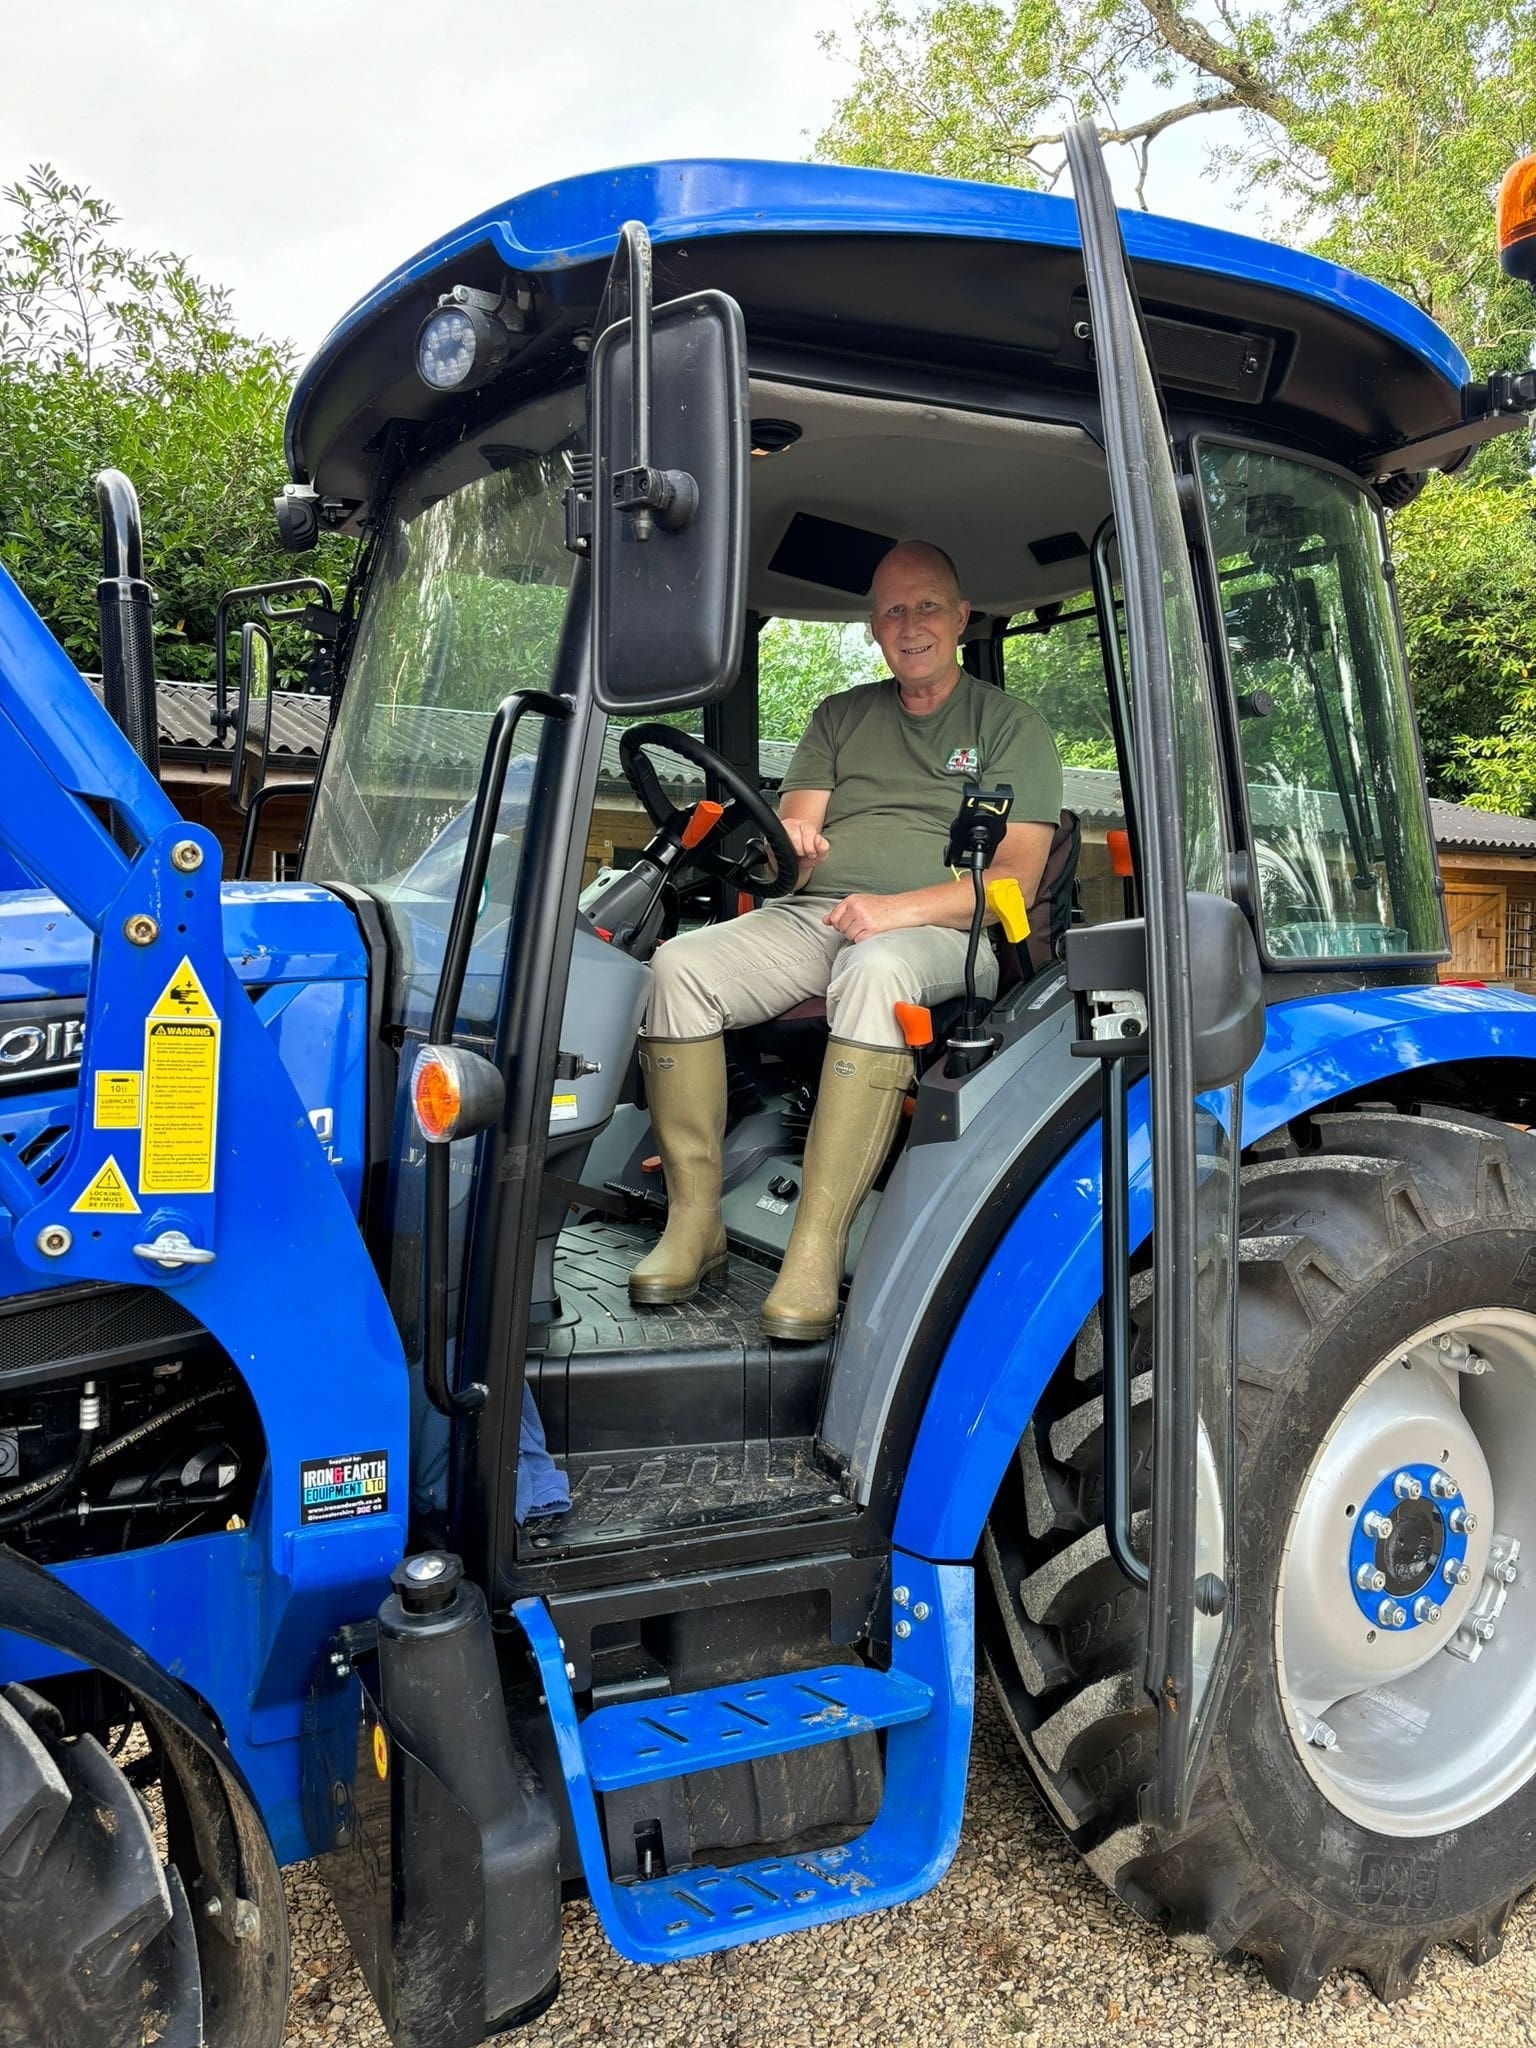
945, 746, 979, 775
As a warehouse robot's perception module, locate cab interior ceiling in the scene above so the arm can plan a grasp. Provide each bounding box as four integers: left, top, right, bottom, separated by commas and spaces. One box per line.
744, 379, 1108, 621
301, 227, 1464, 517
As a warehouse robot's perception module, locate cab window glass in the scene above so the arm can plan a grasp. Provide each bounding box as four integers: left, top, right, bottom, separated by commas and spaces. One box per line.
1198, 444, 1444, 961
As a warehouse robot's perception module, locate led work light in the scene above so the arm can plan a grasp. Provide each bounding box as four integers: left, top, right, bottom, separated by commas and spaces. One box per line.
415, 284, 526, 393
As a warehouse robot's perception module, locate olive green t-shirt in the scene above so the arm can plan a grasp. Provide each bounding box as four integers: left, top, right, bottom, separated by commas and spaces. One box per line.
780, 674, 1062, 899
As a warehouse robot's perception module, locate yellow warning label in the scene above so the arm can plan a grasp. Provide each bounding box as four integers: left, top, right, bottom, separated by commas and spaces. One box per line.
149, 957, 218, 1021
93, 1070, 142, 1130
550, 1093, 579, 1123
140, 956, 220, 1194
71, 1155, 141, 1214
141, 1020, 219, 1194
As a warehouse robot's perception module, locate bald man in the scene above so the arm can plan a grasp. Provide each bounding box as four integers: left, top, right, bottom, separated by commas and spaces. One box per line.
630, 540, 1063, 1341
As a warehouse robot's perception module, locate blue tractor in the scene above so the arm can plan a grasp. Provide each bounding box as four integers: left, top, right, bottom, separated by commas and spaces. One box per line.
4, 126, 1536, 2044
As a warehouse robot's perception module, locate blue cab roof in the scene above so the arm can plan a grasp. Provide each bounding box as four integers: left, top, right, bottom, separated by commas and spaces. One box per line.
299, 155, 1466, 412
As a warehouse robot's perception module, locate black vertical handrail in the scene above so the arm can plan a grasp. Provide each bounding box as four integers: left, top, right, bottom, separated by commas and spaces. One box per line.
94, 471, 161, 806
420, 689, 573, 1420
1101, 1055, 1149, 1587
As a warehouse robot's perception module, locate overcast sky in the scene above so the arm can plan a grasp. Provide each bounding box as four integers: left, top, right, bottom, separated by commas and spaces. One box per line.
0, 0, 1255, 363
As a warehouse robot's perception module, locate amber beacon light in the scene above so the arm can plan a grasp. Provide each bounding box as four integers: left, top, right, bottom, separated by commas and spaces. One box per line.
1498, 156, 1536, 282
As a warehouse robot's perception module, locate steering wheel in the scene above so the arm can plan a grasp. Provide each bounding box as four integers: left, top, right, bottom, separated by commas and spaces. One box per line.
618, 723, 800, 901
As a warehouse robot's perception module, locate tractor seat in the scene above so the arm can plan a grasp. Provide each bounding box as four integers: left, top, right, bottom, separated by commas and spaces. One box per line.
730, 809, 1080, 1079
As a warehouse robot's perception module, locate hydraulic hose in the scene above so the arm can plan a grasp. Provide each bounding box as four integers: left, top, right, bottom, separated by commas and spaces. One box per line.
0, 1382, 100, 1532
0, 1384, 220, 1526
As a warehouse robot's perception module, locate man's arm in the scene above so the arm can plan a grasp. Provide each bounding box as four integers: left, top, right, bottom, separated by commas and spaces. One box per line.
823, 819, 1056, 942
778, 788, 832, 891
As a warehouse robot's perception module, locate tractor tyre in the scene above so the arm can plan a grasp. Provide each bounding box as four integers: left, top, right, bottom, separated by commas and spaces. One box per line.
0, 1682, 205, 2047
981, 1104, 1536, 2001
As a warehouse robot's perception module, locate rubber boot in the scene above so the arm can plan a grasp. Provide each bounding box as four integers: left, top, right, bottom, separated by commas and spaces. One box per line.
628, 1036, 729, 1306
760, 1038, 912, 1342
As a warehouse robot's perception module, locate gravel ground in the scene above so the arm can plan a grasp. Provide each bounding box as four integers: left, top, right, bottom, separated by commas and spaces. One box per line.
282, 1688, 1536, 2048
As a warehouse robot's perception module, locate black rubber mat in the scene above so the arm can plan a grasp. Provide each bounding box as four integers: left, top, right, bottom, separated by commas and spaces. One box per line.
526, 1437, 847, 1552
540, 1216, 777, 1361
523, 1220, 845, 1553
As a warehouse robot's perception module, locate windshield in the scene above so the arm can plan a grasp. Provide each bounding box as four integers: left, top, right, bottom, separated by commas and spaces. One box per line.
304, 420, 578, 1026
1197, 444, 1445, 964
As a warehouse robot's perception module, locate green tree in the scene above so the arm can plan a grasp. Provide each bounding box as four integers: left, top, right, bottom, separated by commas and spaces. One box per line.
816, 3, 1536, 801
758, 617, 885, 738
0, 165, 347, 685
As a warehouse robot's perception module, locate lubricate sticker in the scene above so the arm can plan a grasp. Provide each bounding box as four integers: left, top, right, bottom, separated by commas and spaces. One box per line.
70, 1154, 141, 1214
550, 1093, 579, 1123
93, 1070, 142, 1129
140, 958, 219, 1195
372, 1722, 389, 1781
300, 1450, 389, 1527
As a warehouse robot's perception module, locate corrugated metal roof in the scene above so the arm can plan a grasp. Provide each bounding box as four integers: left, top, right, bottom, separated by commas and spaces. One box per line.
1427, 800, 1536, 855
83, 679, 329, 764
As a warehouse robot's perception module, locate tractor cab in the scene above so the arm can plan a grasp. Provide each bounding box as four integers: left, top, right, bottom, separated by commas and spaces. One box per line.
261, 140, 1513, 1813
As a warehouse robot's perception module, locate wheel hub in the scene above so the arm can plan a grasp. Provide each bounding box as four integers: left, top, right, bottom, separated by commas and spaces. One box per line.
1347, 1462, 1470, 1627
1276, 1309, 1536, 1836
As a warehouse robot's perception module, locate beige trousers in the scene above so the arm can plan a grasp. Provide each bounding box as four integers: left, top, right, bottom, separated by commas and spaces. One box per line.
646, 895, 997, 1049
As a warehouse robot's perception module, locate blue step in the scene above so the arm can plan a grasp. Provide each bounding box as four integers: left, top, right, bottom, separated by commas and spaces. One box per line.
581, 1664, 933, 1790
514, 1551, 974, 1966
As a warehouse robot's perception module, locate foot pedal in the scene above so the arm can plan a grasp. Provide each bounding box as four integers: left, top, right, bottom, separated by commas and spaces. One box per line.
515, 1552, 972, 1965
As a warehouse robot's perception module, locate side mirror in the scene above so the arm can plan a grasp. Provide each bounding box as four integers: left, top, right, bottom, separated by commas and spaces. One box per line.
1066, 893, 1263, 1093
586, 224, 748, 714
229, 620, 274, 815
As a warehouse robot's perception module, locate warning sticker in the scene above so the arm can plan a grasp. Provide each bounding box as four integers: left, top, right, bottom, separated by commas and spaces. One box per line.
140, 958, 219, 1195
71, 1154, 141, 1214
300, 1451, 389, 1527
550, 1093, 579, 1123
93, 1070, 142, 1129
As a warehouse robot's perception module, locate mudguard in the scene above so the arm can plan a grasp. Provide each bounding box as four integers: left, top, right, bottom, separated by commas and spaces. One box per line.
0, 1542, 289, 2048
898, 981, 1536, 1561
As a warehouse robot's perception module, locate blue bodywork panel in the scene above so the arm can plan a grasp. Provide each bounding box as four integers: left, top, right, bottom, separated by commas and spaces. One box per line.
898, 981, 1536, 1563
516, 1552, 973, 1964
0, 559, 407, 1866
291, 159, 1465, 481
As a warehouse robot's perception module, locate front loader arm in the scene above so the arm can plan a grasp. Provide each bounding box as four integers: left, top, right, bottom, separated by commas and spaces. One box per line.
0, 558, 409, 1710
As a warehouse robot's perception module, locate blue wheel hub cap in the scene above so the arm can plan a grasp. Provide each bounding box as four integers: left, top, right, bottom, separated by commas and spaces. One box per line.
1348, 1462, 1470, 1627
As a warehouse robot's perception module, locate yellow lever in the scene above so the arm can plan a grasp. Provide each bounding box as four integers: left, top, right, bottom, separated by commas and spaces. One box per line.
986, 876, 1030, 943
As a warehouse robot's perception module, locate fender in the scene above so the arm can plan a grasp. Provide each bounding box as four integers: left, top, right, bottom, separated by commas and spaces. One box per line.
897, 982, 1536, 1562
0, 1542, 289, 2048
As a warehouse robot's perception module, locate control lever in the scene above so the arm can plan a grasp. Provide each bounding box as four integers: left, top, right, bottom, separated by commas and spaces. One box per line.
942, 783, 1013, 1077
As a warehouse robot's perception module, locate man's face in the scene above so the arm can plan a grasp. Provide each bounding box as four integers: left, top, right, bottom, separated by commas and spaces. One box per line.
869, 551, 970, 690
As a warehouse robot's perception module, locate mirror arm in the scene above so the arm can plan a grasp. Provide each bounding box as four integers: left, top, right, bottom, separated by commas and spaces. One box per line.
596, 221, 699, 539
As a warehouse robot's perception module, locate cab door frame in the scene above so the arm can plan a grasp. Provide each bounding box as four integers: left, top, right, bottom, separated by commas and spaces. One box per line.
1065, 122, 1259, 1830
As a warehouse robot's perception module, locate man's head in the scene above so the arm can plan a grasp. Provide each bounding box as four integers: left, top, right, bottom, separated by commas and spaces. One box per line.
868, 540, 971, 691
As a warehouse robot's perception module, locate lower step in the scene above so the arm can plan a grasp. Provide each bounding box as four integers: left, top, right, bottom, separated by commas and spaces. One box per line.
514, 1552, 975, 1965
582, 1664, 933, 1791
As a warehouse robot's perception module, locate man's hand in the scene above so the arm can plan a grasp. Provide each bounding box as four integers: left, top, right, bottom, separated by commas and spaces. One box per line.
782, 814, 830, 882
822, 893, 914, 943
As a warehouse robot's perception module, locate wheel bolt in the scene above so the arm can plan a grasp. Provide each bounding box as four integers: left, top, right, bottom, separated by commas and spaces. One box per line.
1377, 1598, 1408, 1629
1413, 1596, 1442, 1624
1363, 1510, 1394, 1540
1356, 1563, 1387, 1592
1429, 1472, 1458, 1499
1308, 1720, 1338, 1750
1450, 1506, 1477, 1534
1393, 1471, 1423, 1501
